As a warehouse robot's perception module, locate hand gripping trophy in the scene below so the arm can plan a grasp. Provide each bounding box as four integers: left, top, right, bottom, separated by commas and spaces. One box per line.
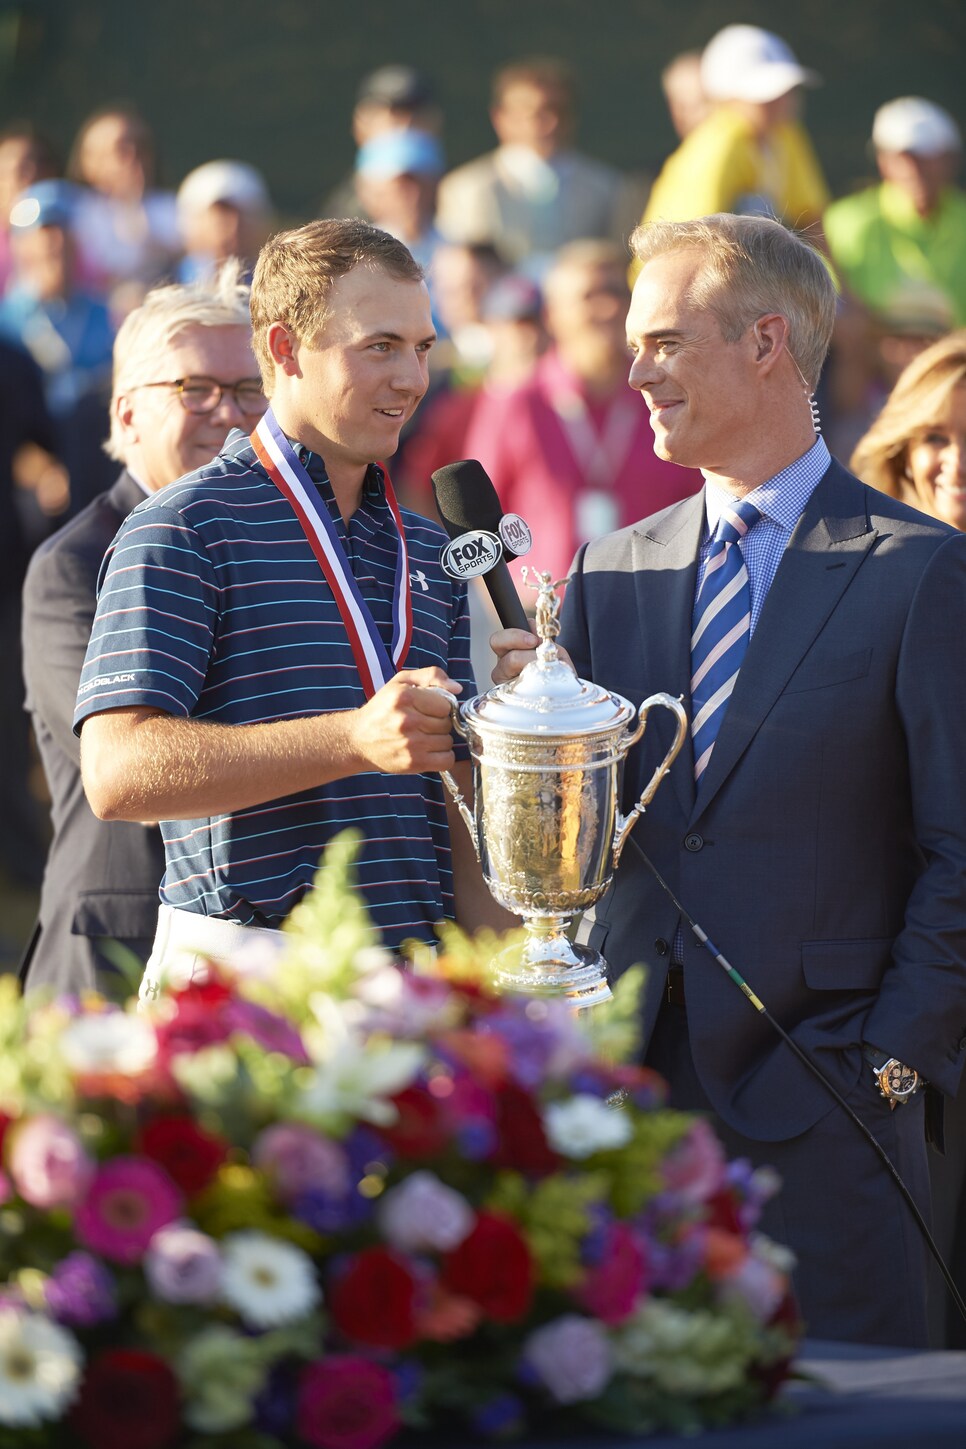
442, 570, 686, 1005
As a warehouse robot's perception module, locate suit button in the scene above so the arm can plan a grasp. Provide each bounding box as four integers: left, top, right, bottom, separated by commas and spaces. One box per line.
654, 938, 669, 956
684, 833, 704, 852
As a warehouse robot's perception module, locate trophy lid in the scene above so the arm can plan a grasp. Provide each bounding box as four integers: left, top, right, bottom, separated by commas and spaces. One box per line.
465, 569, 636, 737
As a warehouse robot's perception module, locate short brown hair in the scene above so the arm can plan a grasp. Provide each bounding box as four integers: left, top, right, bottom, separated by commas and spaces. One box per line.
249, 218, 423, 392
491, 57, 576, 109
630, 214, 836, 389
851, 329, 966, 499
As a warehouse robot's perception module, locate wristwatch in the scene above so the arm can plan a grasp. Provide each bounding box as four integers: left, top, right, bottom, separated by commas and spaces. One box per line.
862, 1045, 921, 1107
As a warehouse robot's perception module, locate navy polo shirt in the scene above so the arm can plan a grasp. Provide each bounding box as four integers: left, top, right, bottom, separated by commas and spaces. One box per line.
74, 430, 476, 946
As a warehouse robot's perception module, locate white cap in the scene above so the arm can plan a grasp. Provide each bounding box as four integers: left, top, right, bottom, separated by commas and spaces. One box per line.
177, 160, 271, 220
872, 97, 961, 156
700, 25, 819, 105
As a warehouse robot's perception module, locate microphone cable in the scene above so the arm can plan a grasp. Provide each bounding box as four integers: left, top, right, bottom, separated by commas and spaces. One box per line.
632, 845, 966, 1328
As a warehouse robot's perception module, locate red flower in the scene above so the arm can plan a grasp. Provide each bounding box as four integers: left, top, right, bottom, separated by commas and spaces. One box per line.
576, 1221, 648, 1324
136, 1114, 228, 1195
380, 1086, 449, 1159
490, 1082, 559, 1175
297, 1356, 399, 1449
442, 1211, 534, 1322
705, 1188, 744, 1235
154, 976, 233, 1058
71, 1349, 180, 1449
329, 1247, 418, 1349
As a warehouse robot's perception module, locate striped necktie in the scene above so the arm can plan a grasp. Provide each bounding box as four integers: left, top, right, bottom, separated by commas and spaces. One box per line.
690, 497, 762, 784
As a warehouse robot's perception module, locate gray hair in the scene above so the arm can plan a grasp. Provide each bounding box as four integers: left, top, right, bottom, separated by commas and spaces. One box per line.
629, 214, 836, 389
107, 258, 252, 461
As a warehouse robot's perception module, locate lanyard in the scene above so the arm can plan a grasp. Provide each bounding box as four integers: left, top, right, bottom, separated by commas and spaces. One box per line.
547, 379, 639, 491
251, 408, 412, 698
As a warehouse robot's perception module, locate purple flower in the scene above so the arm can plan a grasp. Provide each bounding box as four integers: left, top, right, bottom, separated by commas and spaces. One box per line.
144, 1221, 222, 1304
291, 1183, 373, 1234
254, 1359, 300, 1436
523, 1315, 613, 1405
647, 1228, 706, 1293
8, 1114, 95, 1210
45, 1252, 117, 1327
253, 1124, 348, 1204
378, 1171, 474, 1253
471, 1392, 526, 1437
227, 999, 310, 1064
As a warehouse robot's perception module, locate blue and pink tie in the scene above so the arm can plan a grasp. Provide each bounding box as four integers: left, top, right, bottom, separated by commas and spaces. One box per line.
690, 498, 761, 784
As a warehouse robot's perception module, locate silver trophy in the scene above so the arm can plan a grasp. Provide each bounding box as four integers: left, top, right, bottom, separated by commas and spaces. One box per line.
442, 570, 687, 1006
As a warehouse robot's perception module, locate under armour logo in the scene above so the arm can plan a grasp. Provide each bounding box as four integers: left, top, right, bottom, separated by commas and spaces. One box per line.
410, 570, 429, 592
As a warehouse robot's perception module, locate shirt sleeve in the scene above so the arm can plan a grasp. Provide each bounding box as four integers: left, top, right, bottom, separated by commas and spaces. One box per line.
73, 501, 218, 732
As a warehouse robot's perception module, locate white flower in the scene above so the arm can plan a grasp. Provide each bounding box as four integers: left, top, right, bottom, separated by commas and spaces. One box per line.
293, 1038, 425, 1129
543, 1093, 633, 1159
0, 1308, 82, 1427
524, 1315, 614, 1403
220, 1231, 320, 1328
60, 1011, 157, 1076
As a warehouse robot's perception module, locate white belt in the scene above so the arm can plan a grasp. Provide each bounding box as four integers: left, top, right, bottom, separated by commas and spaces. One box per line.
139, 904, 286, 1003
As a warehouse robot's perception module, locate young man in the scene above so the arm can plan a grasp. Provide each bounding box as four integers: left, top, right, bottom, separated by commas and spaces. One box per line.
76, 219, 506, 995
22, 261, 262, 996
493, 213, 966, 1347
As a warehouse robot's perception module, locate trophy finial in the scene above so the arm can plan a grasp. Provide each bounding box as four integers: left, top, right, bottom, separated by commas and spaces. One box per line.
520, 567, 569, 660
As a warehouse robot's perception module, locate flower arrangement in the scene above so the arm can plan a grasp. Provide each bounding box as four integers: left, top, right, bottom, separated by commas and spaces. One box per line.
0, 835, 801, 1448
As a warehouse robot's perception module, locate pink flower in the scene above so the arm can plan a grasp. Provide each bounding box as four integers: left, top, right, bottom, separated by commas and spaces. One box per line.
75, 1157, 182, 1264
144, 1221, 222, 1304
661, 1119, 726, 1204
378, 1170, 474, 1254
297, 1355, 399, 1449
7, 1114, 95, 1209
252, 1124, 348, 1203
227, 999, 310, 1064
720, 1254, 787, 1322
575, 1222, 647, 1324
523, 1315, 613, 1404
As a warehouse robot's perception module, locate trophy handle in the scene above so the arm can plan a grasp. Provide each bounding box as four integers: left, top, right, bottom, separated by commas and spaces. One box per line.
612, 693, 688, 865
432, 689, 479, 859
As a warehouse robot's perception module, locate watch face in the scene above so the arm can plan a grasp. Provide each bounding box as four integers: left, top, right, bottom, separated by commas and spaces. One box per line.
884, 1060, 918, 1097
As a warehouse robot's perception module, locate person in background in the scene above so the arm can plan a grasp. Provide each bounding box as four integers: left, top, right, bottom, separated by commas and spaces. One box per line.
660, 51, 711, 141
429, 241, 507, 378
825, 98, 966, 329
641, 26, 829, 237
353, 129, 446, 279
437, 56, 644, 276
176, 160, 275, 285
0, 179, 115, 512
0, 123, 59, 294
321, 65, 442, 221
75, 219, 510, 1000
850, 330, 966, 1347
463, 239, 699, 586
67, 105, 180, 301
20, 261, 263, 998
492, 213, 966, 1348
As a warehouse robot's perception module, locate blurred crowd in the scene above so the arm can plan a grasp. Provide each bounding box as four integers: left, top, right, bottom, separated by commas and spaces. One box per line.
0, 26, 964, 896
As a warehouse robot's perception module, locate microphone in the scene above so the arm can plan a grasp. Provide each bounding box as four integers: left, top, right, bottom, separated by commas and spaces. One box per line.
430, 459, 532, 633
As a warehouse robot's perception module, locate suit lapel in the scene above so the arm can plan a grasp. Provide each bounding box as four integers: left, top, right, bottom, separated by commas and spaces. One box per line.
690, 462, 878, 821
108, 470, 149, 520
629, 491, 704, 817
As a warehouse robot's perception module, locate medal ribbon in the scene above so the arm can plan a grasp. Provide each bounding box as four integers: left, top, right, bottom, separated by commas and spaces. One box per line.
251, 408, 412, 698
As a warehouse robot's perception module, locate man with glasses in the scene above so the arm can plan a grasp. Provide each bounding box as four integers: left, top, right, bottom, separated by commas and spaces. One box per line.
74, 219, 509, 999
21, 259, 263, 995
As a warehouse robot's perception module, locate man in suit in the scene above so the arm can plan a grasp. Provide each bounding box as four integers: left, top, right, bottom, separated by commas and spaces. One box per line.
21, 260, 265, 996
493, 213, 966, 1346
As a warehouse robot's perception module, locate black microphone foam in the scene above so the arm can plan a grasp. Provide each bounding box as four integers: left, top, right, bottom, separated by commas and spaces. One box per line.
431, 459, 530, 632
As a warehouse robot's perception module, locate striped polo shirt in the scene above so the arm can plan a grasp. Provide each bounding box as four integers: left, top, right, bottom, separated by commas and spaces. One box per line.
73, 430, 476, 947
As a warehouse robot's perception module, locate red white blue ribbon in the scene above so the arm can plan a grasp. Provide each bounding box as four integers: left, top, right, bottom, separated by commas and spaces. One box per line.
251, 408, 412, 698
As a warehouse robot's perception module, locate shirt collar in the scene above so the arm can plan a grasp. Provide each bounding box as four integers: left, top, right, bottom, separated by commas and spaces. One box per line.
231, 426, 387, 505
703, 436, 831, 536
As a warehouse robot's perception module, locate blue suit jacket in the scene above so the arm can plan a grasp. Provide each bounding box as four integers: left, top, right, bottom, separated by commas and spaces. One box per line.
561, 458, 966, 1140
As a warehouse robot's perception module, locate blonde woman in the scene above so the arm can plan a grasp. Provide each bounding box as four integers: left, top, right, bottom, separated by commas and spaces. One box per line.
852, 328, 966, 1349
851, 329, 966, 531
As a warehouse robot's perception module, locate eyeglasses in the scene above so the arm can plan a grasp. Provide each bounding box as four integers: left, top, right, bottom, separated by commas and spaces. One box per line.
132, 376, 268, 417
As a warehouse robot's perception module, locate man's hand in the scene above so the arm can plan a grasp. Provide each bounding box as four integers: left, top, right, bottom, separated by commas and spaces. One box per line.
490, 628, 574, 684
348, 667, 463, 774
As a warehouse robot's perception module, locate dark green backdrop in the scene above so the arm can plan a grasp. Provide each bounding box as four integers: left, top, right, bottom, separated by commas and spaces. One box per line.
0, 0, 963, 221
